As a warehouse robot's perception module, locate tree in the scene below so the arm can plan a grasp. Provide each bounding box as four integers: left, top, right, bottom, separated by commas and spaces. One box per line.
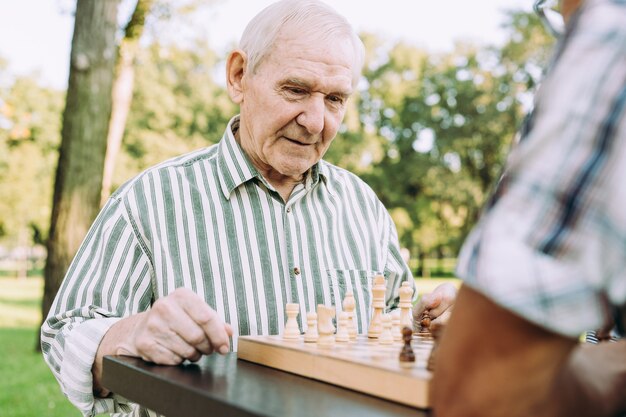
0, 77, 63, 277
345, 11, 554, 271
40, 0, 121, 345
101, 0, 154, 205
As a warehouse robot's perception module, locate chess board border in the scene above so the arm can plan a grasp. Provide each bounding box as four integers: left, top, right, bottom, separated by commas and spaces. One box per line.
237, 335, 432, 409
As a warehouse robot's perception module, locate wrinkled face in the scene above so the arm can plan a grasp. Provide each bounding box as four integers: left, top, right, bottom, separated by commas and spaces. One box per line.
234, 31, 356, 181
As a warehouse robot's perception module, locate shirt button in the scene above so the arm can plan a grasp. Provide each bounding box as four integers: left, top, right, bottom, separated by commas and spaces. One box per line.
293, 267, 300, 275
286, 207, 291, 213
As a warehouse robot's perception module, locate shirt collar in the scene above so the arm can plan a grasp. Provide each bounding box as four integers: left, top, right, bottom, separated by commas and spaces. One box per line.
217, 115, 329, 199
217, 116, 260, 199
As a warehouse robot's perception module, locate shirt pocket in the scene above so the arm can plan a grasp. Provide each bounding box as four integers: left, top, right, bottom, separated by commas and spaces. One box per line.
326, 269, 375, 335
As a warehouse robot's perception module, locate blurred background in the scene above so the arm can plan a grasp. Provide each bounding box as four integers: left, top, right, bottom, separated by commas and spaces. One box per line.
0, 0, 554, 415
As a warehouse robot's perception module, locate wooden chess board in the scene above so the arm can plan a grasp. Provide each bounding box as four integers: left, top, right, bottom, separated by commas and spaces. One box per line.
237, 334, 433, 409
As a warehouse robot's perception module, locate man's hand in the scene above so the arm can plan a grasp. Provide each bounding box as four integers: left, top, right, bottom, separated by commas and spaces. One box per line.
92, 288, 232, 396
120, 288, 233, 363
412, 282, 457, 330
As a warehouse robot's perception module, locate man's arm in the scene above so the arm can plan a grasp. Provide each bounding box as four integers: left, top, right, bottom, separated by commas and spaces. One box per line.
430, 284, 622, 417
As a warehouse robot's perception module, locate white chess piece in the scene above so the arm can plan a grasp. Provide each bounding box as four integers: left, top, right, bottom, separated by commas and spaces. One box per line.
399, 281, 414, 329
368, 275, 386, 338
336, 311, 350, 342
379, 313, 393, 345
391, 309, 402, 342
317, 304, 336, 347
342, 290, 357, 339
304, 311, 319, 343
283, 303, 301, 340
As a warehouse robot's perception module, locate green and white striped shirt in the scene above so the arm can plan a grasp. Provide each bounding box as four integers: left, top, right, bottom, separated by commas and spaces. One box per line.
41, 116, 413, 416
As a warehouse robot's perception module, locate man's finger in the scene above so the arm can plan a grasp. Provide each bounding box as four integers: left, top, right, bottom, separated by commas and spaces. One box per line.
413, 293, 442, 319
178, 292, 231, 354
430, 310, 452, 330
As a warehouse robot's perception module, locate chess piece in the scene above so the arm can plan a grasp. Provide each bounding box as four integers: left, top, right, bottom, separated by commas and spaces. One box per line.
427, 324, 443, 371
391, 309, 402, 342
336, 311, 350, 342
342, 290, 358, 339
317, 304, 336, 347
379, 314, 393, 345
399, 281, 413, 329
399, 326, 415, 368
283, 303, 301, 340
368, 274, 386, 338
304, 311, 319, 343
418, 309, 432, 336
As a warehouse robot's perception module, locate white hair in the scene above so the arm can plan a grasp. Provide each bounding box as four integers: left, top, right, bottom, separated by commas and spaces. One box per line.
238, 0, 365, 86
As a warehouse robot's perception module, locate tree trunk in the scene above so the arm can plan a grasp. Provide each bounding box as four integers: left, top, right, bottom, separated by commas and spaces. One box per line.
101, 0, 153, 205
39, 0, 121, 350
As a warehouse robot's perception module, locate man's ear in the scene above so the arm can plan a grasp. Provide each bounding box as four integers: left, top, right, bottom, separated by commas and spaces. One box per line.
226, 50, 247, 104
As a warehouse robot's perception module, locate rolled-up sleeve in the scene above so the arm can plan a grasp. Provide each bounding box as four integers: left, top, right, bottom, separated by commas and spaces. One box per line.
41, 196, 153, 416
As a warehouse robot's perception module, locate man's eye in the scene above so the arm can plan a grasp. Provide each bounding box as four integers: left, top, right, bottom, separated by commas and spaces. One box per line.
327, 95, 345, 104
286, 87, 307, 95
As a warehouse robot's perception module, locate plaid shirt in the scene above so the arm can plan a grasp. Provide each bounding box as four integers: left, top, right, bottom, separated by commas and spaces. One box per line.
457, 0, 626, 338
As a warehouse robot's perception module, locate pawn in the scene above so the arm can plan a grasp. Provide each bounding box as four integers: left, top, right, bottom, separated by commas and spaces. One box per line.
304, 311, 319, 343
283, 303, 301, 340
391, 309, 402, 342
336, 311, 350, 342
342, 291, 357, 339
399, 326, 415, 368
379, 314, 393, 345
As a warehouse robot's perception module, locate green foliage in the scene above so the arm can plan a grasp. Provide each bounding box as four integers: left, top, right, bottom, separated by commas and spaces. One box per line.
326, 11, 555, 260
114, 41, 236, 187
0, 77, 64, 246
0, 9, 555, 262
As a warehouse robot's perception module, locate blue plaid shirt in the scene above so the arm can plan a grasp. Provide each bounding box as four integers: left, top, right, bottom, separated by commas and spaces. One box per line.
456, 0, 626, 338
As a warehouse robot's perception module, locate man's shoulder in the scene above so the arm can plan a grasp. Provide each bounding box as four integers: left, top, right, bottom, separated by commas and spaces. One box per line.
111, 143, 221, 200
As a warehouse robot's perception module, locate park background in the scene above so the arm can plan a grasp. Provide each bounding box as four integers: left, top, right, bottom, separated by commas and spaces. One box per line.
0, 0, 554, 415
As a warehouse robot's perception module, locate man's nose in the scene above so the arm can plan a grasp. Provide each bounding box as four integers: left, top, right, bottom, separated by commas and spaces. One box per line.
296, 95, 325, 135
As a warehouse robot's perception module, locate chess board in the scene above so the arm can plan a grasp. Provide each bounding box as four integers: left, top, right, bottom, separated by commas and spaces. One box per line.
237, 334, 433, 409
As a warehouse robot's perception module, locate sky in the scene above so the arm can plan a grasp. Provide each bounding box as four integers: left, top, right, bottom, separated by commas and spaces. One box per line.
0, 0, 529, 90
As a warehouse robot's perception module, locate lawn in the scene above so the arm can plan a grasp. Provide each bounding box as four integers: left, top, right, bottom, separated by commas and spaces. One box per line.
0, 275, 459, 417
0, 327, 81, 417
0, 278, 80, 417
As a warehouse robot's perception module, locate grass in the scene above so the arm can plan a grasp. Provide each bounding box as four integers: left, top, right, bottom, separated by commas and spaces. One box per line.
0, 274, 459, 417
414, 277, 461, 296
0, 278, 43, 327
0, 328, 80, 417
0, 277, 80, 417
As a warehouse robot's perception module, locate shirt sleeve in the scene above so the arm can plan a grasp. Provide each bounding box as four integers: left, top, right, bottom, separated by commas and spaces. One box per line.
456, 0, 626, 338
41, 196, 154, 416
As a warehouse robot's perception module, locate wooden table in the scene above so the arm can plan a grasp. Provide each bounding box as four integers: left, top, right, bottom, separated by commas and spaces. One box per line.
102, 354, 430, 417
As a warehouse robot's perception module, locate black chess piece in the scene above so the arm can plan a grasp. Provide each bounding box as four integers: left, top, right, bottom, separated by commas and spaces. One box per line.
427, 325, 442, 371
418, 310, 432, 336
399, 326, 415, 364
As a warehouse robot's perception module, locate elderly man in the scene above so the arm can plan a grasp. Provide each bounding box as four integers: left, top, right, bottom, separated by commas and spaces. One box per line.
431, 0, 626, 416
41, 1, 453, 416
